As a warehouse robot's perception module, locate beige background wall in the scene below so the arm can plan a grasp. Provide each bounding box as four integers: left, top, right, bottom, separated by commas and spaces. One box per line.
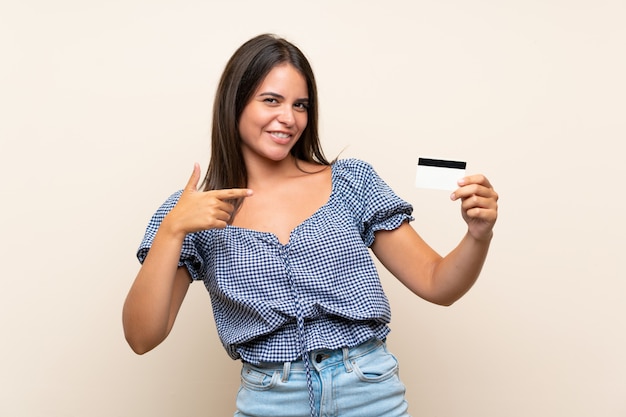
1, 0, 624, 416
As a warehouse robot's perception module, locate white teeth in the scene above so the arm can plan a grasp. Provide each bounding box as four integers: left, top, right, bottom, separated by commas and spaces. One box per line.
272, 132, 290, 138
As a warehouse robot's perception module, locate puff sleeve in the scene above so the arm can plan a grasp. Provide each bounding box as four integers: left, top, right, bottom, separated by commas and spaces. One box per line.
334, 159, 414, 247
136, 190, 206, 281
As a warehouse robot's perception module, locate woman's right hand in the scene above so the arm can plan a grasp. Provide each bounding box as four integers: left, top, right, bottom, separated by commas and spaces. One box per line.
162, 163, 253, 237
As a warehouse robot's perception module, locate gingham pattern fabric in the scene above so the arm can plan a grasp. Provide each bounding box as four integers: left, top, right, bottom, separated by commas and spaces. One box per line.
137, 158, 414, 365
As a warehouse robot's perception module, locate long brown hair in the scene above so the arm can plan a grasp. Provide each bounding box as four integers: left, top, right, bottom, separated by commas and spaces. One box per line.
201, 34, 330, 197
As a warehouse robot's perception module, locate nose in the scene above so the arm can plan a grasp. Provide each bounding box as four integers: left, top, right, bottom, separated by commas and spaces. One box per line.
277, 106, 294, 126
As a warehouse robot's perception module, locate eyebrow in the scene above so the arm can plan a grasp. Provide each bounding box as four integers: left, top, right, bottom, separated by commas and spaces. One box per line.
259, 92, 309, 103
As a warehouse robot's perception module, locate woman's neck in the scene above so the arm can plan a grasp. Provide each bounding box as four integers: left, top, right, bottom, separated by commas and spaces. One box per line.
245, 154, 317, 187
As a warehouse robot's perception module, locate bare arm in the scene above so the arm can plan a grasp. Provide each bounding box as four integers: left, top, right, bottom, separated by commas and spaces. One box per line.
371, 174, 498, 306
122, 163, 253, 354
122, 226, 192, 354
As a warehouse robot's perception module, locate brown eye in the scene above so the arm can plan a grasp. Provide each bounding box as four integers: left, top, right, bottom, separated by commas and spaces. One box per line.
294, 102, 309, 111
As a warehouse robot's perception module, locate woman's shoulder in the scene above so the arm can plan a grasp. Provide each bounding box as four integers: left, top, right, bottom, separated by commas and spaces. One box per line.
332, 158, 378, 180
143, 190, 184, 225
330, 158, 384, 203
157, 189, 184, 211
333, 157, 375, 171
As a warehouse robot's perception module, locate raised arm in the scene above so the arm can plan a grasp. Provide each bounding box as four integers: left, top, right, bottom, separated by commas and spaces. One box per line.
122, 163, 253, 354
371, 174, 498, 306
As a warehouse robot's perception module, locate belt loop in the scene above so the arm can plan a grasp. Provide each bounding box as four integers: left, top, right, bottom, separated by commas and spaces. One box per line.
281, 361, 291, 382
342, 347, 353, 372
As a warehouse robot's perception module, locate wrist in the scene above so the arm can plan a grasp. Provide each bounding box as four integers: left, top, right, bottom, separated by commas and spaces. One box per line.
467, 229, 494, 244
159, 214, 188, 242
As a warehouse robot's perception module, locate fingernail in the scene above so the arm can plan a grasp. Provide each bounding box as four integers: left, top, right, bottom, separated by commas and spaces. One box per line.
450, 192, 456, 200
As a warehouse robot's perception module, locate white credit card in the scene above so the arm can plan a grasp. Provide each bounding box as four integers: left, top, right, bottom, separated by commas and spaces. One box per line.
415, 158, 467, 191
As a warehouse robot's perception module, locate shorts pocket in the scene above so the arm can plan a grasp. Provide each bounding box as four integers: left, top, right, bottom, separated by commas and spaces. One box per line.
350, 347, 399, 383
240, 364, 280, 391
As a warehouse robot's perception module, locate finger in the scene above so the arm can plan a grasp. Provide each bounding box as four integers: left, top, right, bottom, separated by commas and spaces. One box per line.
211, 200, 236, 217
457, 174, 493, 189
464, 205, 498, 222
211, 188, 254, 200
184, 163, 201, 192
212, 208, 234, 224
461, 195, 497, 212
451, 184, 485, 201
209, 202, 239, 229
451, 181, 498, 201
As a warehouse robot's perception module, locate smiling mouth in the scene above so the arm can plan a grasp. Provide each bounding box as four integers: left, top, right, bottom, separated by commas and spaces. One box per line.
268, 131, 293, 145
270, 131, 291, 139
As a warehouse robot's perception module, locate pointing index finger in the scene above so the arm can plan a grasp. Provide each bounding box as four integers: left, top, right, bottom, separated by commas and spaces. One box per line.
216, 188, 254, 199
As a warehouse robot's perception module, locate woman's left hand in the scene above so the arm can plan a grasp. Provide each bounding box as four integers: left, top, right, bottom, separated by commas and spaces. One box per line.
451, 175, 499, 241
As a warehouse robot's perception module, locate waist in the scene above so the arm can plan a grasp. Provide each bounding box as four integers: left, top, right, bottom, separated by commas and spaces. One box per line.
250, 337, 384, 371
232, 321, 390, 364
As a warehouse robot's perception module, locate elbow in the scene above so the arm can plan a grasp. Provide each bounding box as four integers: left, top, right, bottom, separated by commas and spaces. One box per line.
125, 333, 158, 355
130, 346, 152, 356
431, 298, 456, 307
428, 292, 464, 307
122, 310, 166, 355
425, 282, 472, 307
123, 317, 162, 355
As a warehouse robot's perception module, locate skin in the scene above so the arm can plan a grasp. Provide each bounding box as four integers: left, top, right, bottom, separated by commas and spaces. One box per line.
371, 175, 498, 306
232, 64, 332, 244
122, 63, 499, 354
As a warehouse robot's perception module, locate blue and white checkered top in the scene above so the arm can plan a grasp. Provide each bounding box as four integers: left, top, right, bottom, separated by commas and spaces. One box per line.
137, 158, 414, 364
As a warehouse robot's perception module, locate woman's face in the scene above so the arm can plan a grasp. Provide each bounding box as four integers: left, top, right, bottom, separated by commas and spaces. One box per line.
238, 63, 309, 164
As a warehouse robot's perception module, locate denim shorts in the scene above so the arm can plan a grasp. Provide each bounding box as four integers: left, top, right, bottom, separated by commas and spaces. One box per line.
234, 338, 411, 417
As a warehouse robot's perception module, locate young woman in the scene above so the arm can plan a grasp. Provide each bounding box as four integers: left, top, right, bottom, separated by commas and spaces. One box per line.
123, 33, 498, 417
